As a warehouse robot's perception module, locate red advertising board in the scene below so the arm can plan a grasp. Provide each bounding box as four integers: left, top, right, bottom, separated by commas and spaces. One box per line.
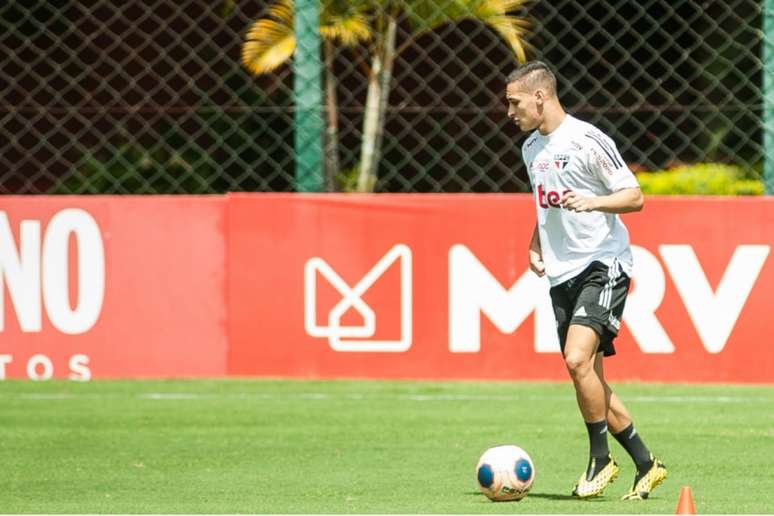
0, 197, 227, 379
228, 194, 774, 383
2, 194, 773, 382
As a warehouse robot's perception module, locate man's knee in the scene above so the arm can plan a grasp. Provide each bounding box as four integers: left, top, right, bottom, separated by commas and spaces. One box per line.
564, 349, 594, 379
564, 324, 600, 378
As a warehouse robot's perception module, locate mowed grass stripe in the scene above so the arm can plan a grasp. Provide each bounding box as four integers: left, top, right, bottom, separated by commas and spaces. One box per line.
0, 379, 772, 513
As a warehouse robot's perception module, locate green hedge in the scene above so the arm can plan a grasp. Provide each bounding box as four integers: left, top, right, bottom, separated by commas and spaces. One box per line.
636, 163, 764, 195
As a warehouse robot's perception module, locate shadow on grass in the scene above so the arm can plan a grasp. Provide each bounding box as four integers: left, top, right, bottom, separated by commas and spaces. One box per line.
466, 491, 610, 502
528, 492, 583, 501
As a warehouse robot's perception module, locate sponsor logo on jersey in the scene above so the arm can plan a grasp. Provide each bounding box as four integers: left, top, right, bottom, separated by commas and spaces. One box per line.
531, 160, 551, 173
590, 146, 614, 175
536, 184, 572, 209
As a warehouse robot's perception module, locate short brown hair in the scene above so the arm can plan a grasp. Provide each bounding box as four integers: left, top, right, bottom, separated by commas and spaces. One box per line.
506, 61, 557, 97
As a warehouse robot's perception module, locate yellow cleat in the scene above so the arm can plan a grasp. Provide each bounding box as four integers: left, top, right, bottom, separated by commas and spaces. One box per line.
621, 456, 668, 500
572, 455, 620, 498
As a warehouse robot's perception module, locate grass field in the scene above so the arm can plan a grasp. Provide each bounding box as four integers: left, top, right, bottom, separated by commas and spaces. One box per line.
2, 379, 773, 514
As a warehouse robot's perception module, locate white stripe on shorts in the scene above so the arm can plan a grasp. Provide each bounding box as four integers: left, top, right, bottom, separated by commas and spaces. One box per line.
598, 259, 620, 309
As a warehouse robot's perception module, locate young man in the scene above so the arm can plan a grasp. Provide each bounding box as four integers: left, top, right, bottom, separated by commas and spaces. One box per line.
505, 61, 667, 500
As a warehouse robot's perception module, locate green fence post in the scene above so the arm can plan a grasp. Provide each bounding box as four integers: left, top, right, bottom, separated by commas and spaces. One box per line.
294, 0, 324, 192
765, 0, 774, 194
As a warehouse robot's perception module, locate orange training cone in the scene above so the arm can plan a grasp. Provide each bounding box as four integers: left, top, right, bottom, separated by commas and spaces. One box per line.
675, 486, 696, 514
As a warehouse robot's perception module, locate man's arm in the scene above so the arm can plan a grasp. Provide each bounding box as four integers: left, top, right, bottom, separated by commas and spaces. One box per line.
560, 187, 644, 214
529, 223, 545, 277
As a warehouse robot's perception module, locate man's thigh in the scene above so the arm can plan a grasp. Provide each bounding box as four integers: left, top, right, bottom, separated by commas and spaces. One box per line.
564, 323, 601, 363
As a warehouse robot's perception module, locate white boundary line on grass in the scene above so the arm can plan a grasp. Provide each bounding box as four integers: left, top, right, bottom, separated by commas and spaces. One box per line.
6, 392, 773, 403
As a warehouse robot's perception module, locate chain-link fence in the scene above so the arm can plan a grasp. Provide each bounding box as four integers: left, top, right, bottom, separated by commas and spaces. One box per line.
0, 0, 766, 194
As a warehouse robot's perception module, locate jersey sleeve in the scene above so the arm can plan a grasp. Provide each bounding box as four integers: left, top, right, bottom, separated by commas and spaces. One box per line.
584, 132, 639, 192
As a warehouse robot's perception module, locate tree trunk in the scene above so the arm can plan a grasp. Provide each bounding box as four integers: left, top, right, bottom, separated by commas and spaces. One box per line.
323, 40, 340, 191
356, 15, 397, 193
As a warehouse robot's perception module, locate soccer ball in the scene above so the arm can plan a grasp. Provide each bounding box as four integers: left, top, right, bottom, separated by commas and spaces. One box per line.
476, 445, 535, 501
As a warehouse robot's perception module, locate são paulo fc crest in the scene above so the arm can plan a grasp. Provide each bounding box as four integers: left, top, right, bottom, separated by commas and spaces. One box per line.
553, 154, 570, 170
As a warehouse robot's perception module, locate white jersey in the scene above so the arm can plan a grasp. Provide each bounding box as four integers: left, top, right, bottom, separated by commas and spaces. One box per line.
522, 114, 640, 286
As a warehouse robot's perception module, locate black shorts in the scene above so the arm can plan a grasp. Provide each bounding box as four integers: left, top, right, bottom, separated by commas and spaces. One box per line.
549, 260, 630, 357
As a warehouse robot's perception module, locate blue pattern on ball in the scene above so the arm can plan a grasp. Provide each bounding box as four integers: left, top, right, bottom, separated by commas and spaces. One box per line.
477, 464, 495, 488
514, 458, 532, 482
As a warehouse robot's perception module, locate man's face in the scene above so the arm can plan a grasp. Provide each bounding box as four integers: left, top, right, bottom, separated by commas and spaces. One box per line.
506, 81, 542, 131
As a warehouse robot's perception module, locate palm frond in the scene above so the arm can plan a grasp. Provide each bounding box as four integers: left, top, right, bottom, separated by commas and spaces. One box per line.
320, 1, 373, 47
242, 0, 374, 75
475, 0, 532, 63
489, 0, 531, 13
242, 17, 296, 75
405, 0, 531, 62
485, 15, 529, 62
320, 16, 372, 46
405, 0, 469, 31
267, 0, 294, 26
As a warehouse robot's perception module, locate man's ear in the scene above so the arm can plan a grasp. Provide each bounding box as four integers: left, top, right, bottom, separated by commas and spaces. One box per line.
534, 89, 545, 104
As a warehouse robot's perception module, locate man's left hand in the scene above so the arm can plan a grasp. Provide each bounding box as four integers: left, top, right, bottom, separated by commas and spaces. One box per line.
561, 191, 598, 212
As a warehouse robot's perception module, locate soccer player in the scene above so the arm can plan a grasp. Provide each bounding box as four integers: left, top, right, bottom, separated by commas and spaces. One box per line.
505, 61, 667, 500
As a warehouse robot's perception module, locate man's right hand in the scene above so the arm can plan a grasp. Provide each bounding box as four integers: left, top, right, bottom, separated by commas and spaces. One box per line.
529, 248, 545, 277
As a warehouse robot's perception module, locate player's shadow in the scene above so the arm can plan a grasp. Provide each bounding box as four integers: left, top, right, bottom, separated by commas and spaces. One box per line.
465, 491, 582, 502
528, 492, 583, 501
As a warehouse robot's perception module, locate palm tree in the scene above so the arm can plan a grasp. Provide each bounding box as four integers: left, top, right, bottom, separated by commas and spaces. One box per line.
242, 0, 531, 192
242, 0, 372, 190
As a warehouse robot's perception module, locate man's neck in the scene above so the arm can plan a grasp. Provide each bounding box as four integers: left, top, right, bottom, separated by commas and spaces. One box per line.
538, 108, 567, 136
